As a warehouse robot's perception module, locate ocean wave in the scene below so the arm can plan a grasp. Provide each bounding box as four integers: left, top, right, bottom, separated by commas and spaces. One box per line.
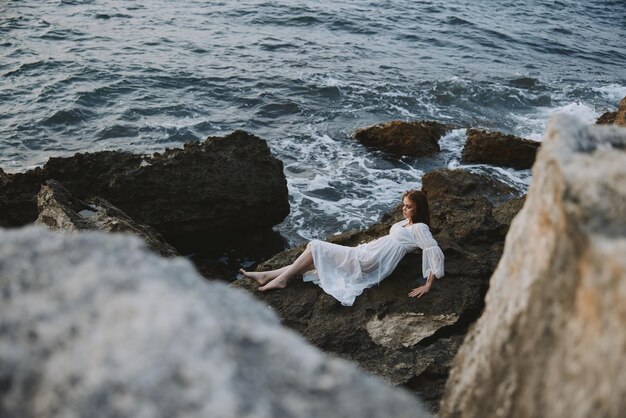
594, 84, 626, 103
42, 107, 95, 126
1, 0, 624, 245
38, 28, 89, 41
3, 59, 68, 77
97, 124, 139, 140
94, 13, 132, 20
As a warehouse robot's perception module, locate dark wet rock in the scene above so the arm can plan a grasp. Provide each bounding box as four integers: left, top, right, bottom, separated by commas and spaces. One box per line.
0, 167, 46, 227
354, 121, 449, 157
0, 131, 289, 241
596, 96, 626, 127
0, 226, 430, 418
441, 116, 626, 418
423, 169, 520, 278
492, 195, 526, 226
232, 168, 524, 413
421, 168, 518, 204
461, 129, 541, 169
188, 228, 290, 282
35, 180, 179, 257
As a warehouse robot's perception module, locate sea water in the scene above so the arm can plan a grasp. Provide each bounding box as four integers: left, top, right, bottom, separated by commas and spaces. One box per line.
1, 0, 625, 246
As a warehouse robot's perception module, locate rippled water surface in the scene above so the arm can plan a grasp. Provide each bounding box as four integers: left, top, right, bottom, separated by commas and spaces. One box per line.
1, 0, 625, 245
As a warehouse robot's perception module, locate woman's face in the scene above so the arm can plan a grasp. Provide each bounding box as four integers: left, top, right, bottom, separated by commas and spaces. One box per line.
402, 196, 416, 221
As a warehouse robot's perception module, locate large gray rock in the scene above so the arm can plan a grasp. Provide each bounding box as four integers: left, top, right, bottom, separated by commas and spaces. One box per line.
440, 116, 626, 418
0, 227, 430, 418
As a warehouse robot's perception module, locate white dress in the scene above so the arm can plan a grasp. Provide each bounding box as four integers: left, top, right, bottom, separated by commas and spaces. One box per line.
303, 219, 445, 306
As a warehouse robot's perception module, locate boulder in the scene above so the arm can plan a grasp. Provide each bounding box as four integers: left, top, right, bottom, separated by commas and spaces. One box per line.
0, 226, 430, 418
596, 96, 626, 127
461, 129, 541, 169
354, 121, 449, 157
423, 169, 522, 278
0, 131, 289, 240
0, 167, 46, 227
440, 116, 626, 418
35, 180, 179, 257
233, 168, 524, 413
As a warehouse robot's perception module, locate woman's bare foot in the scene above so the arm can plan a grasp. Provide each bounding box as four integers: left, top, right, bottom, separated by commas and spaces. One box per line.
258, 277, 288, 292
239, 268, 274, 285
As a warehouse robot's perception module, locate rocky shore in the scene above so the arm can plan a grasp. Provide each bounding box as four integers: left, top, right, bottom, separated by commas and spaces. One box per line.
0, 130, 290, 278
441, 116, 626, 418
1, 97, 625, 416
233, 165, 523, 412
0, 130, 289, 241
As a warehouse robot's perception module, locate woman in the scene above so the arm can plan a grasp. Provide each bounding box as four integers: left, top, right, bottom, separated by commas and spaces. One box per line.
240, 190, 445, 306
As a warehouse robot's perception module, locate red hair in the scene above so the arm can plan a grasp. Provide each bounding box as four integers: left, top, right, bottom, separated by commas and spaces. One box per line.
402, 190, 430, 226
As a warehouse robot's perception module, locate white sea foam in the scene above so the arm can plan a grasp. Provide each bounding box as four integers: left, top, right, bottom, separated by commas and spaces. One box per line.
439, 129, 467, 156
465, 165, 532, 190
274, 127, 428, 244
515, 101, 600, 141
388, 103, 416, 117
594, 84, 626, 103
548, 102, 598, 124
274, 120, 539, 245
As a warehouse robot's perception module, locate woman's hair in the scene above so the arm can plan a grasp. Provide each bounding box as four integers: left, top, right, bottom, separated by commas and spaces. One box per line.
403, 189, 430, 226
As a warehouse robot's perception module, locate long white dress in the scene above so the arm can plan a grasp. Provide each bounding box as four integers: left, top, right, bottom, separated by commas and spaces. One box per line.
303, 219, 445, 306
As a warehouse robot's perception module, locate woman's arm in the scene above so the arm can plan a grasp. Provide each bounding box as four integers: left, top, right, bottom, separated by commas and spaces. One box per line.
408, 271, 435, 298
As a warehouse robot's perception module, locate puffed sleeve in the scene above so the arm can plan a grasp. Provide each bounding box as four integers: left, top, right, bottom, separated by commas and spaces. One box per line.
412, 224, 445, 279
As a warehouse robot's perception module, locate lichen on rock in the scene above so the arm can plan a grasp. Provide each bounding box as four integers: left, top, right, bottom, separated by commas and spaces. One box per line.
366, 313, 460, 349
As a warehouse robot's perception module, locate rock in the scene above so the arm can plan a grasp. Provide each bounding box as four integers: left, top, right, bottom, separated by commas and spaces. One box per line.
421, 168, 518, 204
232, 168, 524, 413
354, 121, 449, 157
0, 167, 45, 227
0, 226, 430, 418
596, 96, 626, 127
615, 99, 625, 124
36, 179, 91, 231
422, 169, 521, 278
461, 129, 541, 169
366, 313, 460, 349
0, 131, 289, 241
596, 111, 617, 124
35, 180, 179, 257
440, 116, 626, 418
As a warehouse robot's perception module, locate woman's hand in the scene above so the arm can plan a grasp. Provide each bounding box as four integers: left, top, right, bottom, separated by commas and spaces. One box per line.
409, 285, 430, 298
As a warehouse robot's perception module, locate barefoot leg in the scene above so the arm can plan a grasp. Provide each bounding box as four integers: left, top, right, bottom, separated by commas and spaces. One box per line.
259, 246, 315, 292
239, 266, 289, 285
